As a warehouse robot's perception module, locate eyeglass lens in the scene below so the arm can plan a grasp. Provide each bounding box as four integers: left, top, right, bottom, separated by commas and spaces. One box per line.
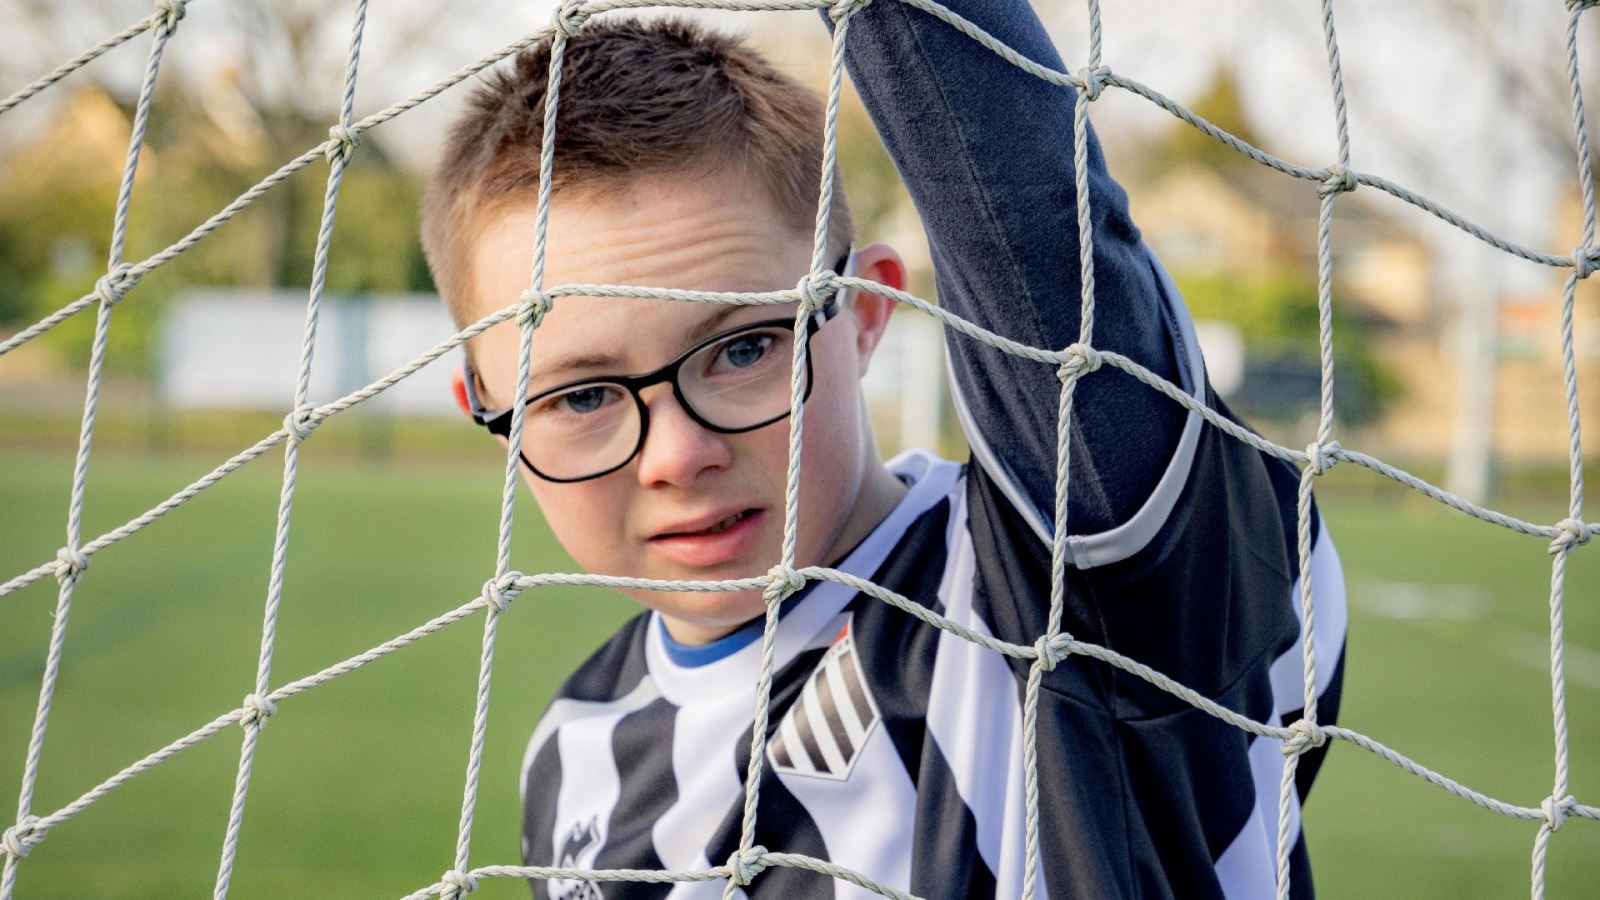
521, 323, 804, 481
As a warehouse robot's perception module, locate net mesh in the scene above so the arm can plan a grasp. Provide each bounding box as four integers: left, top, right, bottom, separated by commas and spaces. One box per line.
0, 0, 1596, 898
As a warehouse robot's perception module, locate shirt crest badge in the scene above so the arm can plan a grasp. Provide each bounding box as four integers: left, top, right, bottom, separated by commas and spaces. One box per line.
766, 619, 881, 781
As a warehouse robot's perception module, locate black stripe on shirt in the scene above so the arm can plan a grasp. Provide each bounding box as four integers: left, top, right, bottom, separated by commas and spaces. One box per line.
590, 697, 677, 898
908, 735, 997, 898
704, 766, 837, 898
844, 496, 951, 778
561, 613, 652, 702
522, 736, 565, 900
1287, 829, 1315, 900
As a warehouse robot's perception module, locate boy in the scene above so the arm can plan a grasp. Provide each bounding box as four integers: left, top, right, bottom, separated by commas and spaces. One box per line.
421, 0, 1347, 897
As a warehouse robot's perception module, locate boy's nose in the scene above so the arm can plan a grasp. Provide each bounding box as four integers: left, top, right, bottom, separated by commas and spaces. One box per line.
633, 385, 733, 488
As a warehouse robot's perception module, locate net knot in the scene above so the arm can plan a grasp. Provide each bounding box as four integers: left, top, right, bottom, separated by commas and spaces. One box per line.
440, 869, 480, 896
54, 546, 90, 584
481, 571, 523, 613
1317, 165, 1357, 197
518, 289, 554, 328
1077, 65, 1110, 102
764, 565, 806, 605
1541, 793, 1577, 831
1057, 342, 1103, 381
1281, 718, 1327, 757
1033, 633, 1073, 671
829, 0, 873, 22
283, 405, 320, 443
325, 125, 361, 165
94, 263, 138, 307
153, 0, 187, 31
1304, 440, 1340, 475
550, 0, 591, 38
239, 693, 277, 729
1571, 245, 1600, 279
1550, 517, 1592, 554
1, 815, 43, 860
725, 845, 769, 886
796, 270, 839, 314
1567, 0, 1599, 12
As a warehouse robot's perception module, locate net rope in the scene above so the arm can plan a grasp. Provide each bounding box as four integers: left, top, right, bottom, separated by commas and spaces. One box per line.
0, 0, 1595, 897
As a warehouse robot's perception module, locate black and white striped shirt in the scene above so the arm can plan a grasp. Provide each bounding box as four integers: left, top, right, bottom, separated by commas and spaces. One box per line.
519, 276, 1347, 899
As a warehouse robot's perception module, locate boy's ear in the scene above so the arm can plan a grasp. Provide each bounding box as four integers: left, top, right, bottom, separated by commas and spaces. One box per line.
846, 243, 905, 375
853, 243, 906, 294
452, 364, 511, 452
451, 366, 473, 418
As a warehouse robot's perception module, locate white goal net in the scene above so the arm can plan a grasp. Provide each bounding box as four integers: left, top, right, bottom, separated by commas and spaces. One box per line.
0, 0, 1595, 898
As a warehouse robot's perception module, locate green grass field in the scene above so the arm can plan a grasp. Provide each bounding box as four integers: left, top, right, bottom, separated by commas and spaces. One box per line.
1, 448, 1596, 898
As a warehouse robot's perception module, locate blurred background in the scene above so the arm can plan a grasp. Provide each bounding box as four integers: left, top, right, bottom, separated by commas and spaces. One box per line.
1, 0, 1597, 896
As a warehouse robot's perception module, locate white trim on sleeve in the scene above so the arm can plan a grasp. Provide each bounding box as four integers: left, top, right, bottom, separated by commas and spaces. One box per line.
946, 243, 1208, 569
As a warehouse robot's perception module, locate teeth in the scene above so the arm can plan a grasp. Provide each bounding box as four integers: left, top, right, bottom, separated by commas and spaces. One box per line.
662, 510, 750, 539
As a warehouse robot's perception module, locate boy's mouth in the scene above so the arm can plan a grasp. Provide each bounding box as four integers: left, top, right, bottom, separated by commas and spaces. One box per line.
647, 508, 765, 568
686, 510, 751, 536
653, 508, 759, 538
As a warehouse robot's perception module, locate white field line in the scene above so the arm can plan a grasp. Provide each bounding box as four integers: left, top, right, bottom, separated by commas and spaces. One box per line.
1355, 578, 1600, 690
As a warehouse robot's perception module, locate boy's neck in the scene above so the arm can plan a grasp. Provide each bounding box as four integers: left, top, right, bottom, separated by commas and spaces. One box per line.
824, 451, 911, 567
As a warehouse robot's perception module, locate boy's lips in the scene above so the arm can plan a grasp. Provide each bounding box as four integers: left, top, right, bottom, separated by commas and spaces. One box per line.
646, 507, 766, 568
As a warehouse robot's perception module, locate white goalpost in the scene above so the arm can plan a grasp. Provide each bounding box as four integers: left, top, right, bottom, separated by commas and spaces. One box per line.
0, 0, 1595, 898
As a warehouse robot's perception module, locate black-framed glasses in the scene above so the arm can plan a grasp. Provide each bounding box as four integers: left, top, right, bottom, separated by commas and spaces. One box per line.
461, 250, 853, 482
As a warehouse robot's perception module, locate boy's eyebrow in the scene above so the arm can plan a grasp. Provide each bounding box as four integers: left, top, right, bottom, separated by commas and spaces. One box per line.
532, 305, 749, 383
532, 350, 628, 379
680, 304, 746, 345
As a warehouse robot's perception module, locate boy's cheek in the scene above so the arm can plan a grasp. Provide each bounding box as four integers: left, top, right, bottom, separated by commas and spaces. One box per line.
519, 479, 588, 562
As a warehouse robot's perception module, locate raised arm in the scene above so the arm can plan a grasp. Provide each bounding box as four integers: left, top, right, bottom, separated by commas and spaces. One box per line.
824, 0, 1189, 536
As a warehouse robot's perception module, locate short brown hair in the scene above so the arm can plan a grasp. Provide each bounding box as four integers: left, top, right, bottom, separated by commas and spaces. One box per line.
420, 16, 854, 328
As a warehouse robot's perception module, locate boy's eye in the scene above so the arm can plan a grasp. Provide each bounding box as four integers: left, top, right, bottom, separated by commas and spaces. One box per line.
538, 384, 622, 416
711, 332, 778, 373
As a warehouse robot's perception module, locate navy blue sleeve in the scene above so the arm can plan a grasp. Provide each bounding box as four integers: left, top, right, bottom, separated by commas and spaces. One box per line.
824, 0, 1187, 535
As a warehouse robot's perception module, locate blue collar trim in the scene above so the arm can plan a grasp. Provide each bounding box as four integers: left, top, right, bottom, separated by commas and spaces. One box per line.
655, 585, 812, 668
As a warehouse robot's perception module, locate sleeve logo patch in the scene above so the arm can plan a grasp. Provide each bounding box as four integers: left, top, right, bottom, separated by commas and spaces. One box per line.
767, 624, 881, 782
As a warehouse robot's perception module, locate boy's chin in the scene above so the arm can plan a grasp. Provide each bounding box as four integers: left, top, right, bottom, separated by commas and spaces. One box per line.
634, 587, 771, 646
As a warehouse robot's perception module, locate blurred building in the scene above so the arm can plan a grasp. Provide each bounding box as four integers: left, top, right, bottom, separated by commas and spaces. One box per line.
1131, 158, 1429, 433
1128, 72, 1600, 471
158, 290, 461, 415
1489, 188, 1600, 465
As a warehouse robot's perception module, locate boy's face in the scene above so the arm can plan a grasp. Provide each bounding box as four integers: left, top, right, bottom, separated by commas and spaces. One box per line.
464, 170, 900, 644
